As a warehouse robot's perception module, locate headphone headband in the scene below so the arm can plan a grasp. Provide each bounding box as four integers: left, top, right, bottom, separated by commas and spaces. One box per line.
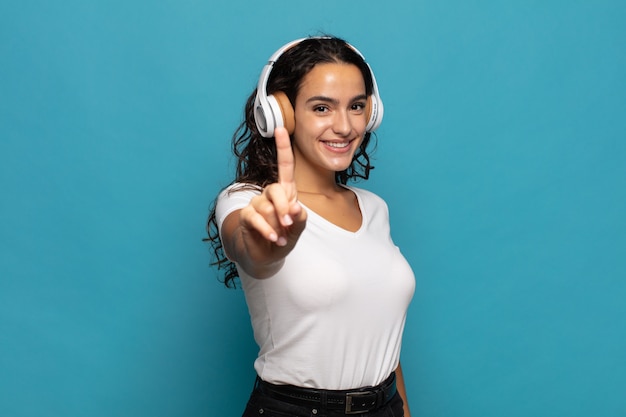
253, 37, 384, 138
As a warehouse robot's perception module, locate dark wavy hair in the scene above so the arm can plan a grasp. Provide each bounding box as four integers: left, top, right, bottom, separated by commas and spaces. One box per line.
206, 36, 378, 288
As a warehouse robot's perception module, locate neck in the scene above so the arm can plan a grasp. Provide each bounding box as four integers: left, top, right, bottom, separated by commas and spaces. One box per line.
295, 171, 341, 196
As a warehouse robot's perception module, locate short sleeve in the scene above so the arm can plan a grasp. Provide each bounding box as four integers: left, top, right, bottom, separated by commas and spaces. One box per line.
214, 183, 261, 231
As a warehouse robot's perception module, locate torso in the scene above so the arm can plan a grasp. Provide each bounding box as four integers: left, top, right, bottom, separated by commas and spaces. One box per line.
215, 184, 416, 389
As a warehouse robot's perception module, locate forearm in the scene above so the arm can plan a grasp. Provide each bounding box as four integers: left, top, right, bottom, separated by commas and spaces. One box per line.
225, 221, 286, 279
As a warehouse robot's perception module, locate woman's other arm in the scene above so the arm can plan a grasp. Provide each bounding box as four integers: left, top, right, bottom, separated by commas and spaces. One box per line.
396, 362, 411, 417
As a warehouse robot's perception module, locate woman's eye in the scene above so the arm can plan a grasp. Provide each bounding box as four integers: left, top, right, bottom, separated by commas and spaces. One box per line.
352, 102, 366, 112
313, 105, 329, 113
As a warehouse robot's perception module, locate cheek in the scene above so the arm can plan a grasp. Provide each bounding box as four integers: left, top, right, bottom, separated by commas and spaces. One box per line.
294, 114, 331, 138
356, 113, 369, 132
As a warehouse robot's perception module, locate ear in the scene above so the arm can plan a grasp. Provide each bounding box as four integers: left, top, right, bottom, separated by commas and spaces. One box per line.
273, 91, 295, 135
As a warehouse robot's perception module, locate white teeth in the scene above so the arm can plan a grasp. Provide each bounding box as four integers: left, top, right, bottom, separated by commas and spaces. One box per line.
325, 141, 349, 148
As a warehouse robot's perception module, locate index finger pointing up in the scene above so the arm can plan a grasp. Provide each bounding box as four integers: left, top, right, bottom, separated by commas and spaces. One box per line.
274, 126, 296, 187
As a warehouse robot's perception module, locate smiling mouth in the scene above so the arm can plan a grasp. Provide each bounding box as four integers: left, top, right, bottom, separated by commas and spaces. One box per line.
323, 141, 351, 149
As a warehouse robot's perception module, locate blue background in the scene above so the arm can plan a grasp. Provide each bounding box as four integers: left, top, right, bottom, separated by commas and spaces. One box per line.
1, 1, 625, 416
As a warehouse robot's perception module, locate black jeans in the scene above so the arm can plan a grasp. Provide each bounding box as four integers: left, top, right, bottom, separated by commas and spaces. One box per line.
241, 378, 405, 417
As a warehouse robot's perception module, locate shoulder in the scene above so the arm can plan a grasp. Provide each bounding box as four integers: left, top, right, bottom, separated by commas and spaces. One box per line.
343, 185, 387, 208
215, 182, 262, 228
219, 182, 262, 199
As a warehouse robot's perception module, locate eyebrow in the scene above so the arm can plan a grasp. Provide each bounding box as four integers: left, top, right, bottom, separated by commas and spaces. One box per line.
305, 94, 368, 105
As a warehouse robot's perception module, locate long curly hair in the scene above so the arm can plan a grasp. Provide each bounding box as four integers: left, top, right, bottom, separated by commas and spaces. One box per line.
206, 36, 379, 288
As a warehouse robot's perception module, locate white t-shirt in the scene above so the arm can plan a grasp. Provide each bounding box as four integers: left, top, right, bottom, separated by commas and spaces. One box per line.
216, 183, 415, 390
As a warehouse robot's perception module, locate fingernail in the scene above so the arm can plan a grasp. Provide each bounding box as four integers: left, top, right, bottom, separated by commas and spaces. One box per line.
283, 215, 293, 226
276, 237, 288, 247
268, 233, 278, 242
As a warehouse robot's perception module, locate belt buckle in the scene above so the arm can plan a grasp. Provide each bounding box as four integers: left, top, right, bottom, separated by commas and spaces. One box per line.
345, 391, 376, 414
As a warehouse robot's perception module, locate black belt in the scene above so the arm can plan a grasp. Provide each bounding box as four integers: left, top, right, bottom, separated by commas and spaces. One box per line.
256, 372, 397, 415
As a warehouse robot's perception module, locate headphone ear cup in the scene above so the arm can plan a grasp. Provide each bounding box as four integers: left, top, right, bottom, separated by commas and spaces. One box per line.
254, 94, 274, 138
366, 96, 373, 128
365, 93, 383, 132
272, 91, 295, 135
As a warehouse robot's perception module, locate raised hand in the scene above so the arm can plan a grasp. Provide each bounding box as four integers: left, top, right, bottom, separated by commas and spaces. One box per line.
232, 127, 307, 276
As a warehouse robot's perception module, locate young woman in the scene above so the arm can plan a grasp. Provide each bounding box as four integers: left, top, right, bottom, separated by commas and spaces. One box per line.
206, 36, 415, 417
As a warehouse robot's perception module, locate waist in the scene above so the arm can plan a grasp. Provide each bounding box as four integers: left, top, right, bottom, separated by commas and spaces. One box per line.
256, 372, 397, 415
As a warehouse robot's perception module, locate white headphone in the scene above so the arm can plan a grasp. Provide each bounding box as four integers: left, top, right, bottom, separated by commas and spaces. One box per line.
253, 37, 384, 138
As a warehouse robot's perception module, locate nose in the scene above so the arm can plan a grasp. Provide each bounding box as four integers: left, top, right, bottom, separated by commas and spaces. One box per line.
332, 110, 352, 136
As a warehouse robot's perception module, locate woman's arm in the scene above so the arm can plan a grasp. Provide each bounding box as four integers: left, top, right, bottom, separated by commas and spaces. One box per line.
219, 127, 306, 278
395, 362, 411, 417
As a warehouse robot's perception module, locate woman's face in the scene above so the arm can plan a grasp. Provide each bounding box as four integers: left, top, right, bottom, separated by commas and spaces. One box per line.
291, 62, 368, 180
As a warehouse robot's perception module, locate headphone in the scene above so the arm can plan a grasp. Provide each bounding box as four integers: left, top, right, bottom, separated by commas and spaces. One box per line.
253, 37, 384, 138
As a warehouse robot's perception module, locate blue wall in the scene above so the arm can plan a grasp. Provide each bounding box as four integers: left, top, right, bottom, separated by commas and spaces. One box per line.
1, 1, 625, 416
